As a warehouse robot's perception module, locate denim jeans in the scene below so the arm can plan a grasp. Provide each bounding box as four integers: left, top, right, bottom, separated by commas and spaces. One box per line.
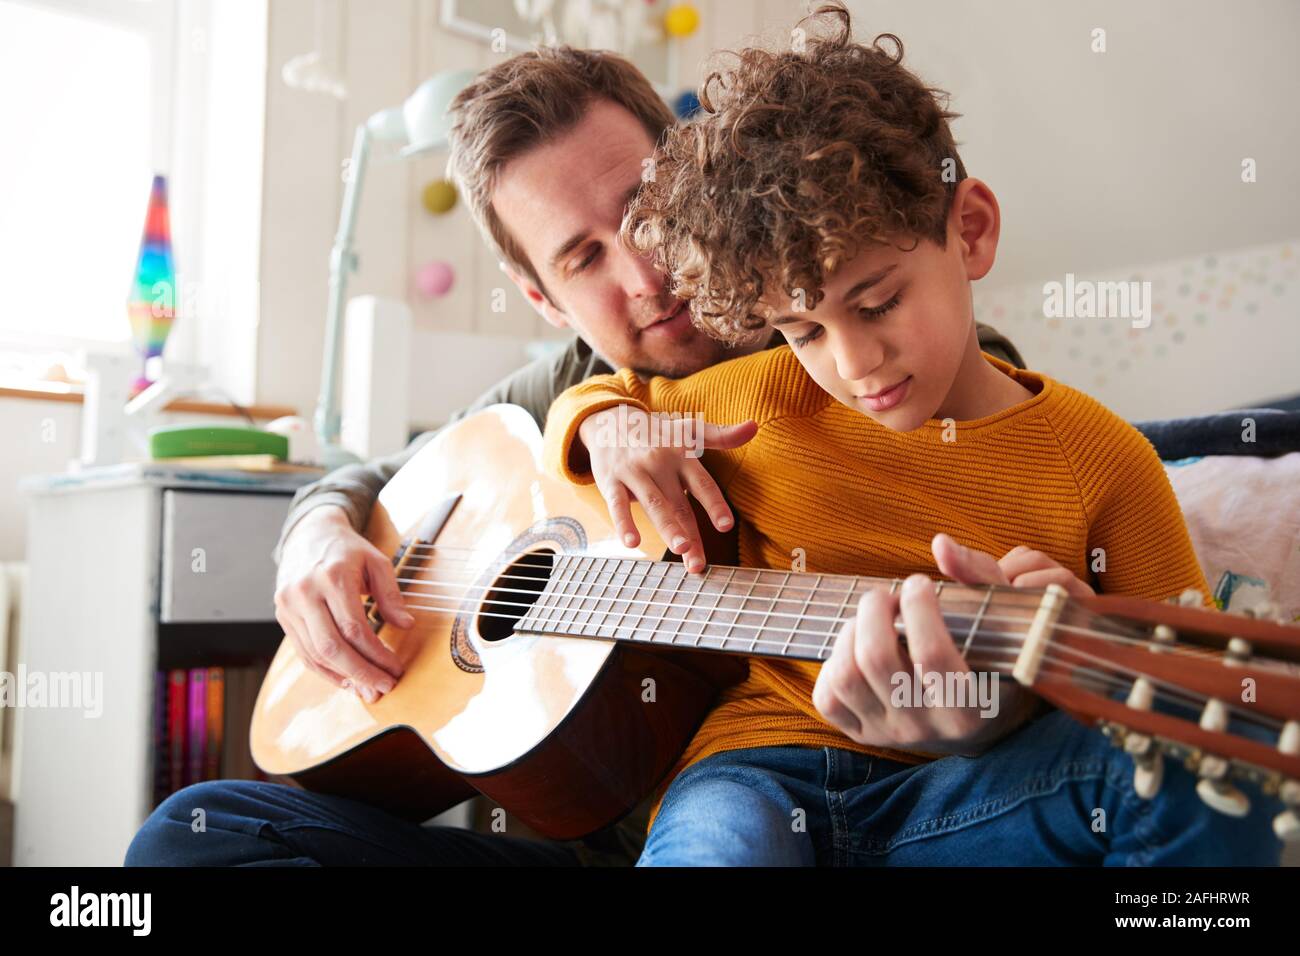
126, 779, 584, 866
637, 708, 1286, 866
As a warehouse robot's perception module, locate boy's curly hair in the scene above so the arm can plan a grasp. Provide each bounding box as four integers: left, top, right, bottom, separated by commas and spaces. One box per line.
623, 2, 966, 343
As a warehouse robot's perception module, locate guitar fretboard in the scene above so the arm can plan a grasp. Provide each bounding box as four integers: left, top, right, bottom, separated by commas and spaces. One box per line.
514, 553, 1017, 662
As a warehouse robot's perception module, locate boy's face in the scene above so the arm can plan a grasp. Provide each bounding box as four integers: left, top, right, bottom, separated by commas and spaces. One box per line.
759, 183, 996, 431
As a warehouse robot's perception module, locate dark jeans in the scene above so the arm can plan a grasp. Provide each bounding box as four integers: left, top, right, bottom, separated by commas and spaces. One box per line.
125, 780, 582, 866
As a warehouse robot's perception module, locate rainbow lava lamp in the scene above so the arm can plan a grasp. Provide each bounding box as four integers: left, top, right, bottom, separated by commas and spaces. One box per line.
126, 174, 177, 394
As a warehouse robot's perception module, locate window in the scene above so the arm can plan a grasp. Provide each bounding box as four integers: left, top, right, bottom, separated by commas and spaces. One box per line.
0, 0, 178, 353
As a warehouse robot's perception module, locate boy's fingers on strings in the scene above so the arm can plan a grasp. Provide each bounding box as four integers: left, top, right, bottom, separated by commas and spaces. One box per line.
680, 459, 734, 532
997, 546, 1094, 596
930, 532, 1010, 586
814, 617, 872, 739
851, 587, 909, 714
597, 476, 640, 548
1007, 567, 1095, 597
897, 573, 971, 681
624, 471, 700, 567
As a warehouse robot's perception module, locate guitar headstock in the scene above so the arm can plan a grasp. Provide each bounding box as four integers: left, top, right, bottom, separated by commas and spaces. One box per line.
1017, 586, 1300, 841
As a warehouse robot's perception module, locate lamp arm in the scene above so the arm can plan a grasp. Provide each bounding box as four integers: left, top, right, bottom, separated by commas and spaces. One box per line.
314, 122, 371, 468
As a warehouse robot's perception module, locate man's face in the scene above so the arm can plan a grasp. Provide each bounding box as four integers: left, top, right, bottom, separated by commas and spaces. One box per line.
491, 98, 760, 378
759, 225, 977, 432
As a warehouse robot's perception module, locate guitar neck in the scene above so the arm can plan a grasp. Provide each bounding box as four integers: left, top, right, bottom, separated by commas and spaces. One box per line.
515, 553, 1042, 666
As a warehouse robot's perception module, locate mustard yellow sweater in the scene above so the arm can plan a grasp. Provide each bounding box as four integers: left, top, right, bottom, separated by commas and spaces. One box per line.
543, 346, 1210, 832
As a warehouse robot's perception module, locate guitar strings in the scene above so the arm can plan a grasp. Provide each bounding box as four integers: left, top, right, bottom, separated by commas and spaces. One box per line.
384, 596, 1285, 737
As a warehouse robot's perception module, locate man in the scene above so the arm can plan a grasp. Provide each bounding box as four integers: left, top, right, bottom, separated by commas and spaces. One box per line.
125, 43, 1023, 867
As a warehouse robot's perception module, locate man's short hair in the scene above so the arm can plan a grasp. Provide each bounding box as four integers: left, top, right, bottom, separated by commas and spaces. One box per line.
447, 46, 675, 304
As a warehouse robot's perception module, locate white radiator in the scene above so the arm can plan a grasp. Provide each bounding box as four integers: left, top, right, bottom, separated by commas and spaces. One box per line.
0, 561, 26, 802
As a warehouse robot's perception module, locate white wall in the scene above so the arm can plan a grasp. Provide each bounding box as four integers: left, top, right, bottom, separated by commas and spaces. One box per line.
252, 0, 1299, 426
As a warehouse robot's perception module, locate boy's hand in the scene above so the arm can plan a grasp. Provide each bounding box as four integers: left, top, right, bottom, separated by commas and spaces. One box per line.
577, 405, 757, 573
812, 534, 1092, 755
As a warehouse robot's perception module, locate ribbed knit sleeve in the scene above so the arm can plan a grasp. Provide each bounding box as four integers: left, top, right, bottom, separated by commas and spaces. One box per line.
542, 345, 828, 485
1048, 389, 1212, 604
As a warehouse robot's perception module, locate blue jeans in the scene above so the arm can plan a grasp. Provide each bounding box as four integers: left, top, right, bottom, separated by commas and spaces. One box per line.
126, 780, 583, 866
638, 709, 1286, 866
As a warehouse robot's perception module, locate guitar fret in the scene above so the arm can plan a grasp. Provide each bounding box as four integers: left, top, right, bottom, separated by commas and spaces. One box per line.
558, 555, 585, 634
642, 561, 674, 643
526, 555, 555, 633
723, 569, 761, 653
749, 570, 790, 653
693, 566, 734, 647
820, 576, 858, 660
534, 554, 566, 634
615, 558, 651, 642
671, 568, 704, 647
592, 557, 620, 638
623, 559, 653, 642
783, 573, 821, 657
575, 556, 607, 637
963, 587, 994, 658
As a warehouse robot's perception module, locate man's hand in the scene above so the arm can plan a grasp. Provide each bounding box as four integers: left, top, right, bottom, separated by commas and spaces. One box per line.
812, 534, 1094, 755
273, 505, 412, 702
577, 405, 757, 573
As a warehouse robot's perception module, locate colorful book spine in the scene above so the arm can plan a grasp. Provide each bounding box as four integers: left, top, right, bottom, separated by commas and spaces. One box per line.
166, 670, 187, 794
187, 668, 207, 786
152, 671, 167, 806
205, 667, 224, 781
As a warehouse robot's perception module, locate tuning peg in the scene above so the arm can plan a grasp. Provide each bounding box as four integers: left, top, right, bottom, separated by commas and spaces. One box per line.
1150, 624, 1176, 654
1275, 726, 1300, 841
1224, 637, 1252, 666
1275, 809, 1300, 841
1121, 680, 1164, 798
1178, 588, 1205, 608
1194, 699, 1250, 816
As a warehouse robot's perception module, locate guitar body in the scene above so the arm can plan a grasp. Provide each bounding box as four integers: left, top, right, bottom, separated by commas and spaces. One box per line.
251, 405, 744, 839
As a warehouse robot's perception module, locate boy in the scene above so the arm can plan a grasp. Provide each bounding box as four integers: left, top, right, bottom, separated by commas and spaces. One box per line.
541, 3, 1284, 865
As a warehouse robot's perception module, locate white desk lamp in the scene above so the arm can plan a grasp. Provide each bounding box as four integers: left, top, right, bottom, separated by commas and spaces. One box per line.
315, 69, 475, 470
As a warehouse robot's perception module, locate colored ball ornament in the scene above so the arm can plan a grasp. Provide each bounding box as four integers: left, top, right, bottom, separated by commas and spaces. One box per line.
664, 4, 700, 38
416, 260, 455, 298
422, 179, 458, 215
673, 90, 701, 119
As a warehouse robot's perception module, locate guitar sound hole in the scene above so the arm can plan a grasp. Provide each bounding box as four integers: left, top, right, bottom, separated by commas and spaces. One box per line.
478, 549, 555, 642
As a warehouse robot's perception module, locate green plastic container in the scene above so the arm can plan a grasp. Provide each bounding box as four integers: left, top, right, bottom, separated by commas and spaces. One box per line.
148, 425, 289, 461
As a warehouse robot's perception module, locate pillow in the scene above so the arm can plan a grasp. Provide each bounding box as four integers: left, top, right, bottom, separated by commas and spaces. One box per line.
1163, 451, 1300, 622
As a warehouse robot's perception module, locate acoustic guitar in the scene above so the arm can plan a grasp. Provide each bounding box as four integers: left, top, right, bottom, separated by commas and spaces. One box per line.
250, 405, 1300, 842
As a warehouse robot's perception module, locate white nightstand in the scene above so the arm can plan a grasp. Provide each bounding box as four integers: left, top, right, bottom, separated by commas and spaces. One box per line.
13, 462, 319, 866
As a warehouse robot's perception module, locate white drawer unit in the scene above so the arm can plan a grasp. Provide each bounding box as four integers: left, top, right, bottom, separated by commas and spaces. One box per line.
16, 463, 317, 865
160, 490, 292, 623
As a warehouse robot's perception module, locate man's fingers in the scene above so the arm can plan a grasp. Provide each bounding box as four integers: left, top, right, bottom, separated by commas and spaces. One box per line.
931, 533, 1010, 587
298, 599, 397, 702
364, 551, 416, 631
326, 560, 407, 680
680, 460, 734, 533
277, 606, 349, 687
701, 419, 758, 450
